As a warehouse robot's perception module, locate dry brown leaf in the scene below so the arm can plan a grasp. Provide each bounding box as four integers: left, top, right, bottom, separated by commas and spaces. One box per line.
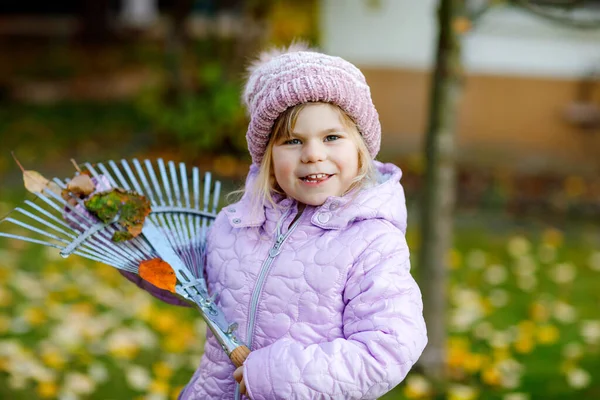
67, 174, 95, 197
23, 170, 51, 194
47, 181, 62, 196
139, 258, 177, 293
11, 153, 61, 196
23, 170, 61, 195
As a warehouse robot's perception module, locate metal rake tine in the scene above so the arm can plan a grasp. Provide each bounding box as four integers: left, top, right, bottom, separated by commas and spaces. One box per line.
200, 171, 213, 251
133, 159, 157, 205
14, 207, 76, 239
176, 213, 194, 269
108, 160, 132, 191
203, 171, 212, 213
154, 213, 177, 250
24, 200, 80, 236
52, 177, 68, 190
4, 217, 71, 246
55, 210, 144, 265
82, 162, 160, 261
163, 208, 189, 266
38, 189, 93, 233
0, 232, 65, 250
153, 164, 196, 276
168, 161, 190, 255
41, 188, 152, 264
153, 212, 195, 269
96, 162, 120, 188
60, 177, 157, 261
191, 166, 203, 277
212, 180, 221, 215
193, 167, 200, 210
83, 162, 101, 179
0, 218, 131, 270
69, 236, 137, 269
180, 163, 191, 209
79, 161, 157, 261
179, 162, 194, 239
181, 163, 200, 274
157, 159, 174, 206
70, 249, 137, 272
121, 159, 144, 195
145, 159, 166, 207
169, 161, 183, 208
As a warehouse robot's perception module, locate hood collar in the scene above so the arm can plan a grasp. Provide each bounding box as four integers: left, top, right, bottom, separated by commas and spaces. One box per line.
224, 161, 407, 233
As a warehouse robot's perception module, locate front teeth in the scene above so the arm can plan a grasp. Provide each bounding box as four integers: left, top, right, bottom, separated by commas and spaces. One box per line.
302, 173, 329, 182
306, 174, 327, 179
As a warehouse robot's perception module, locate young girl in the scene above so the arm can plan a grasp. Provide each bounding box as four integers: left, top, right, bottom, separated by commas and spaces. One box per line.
127, 45, 427, 399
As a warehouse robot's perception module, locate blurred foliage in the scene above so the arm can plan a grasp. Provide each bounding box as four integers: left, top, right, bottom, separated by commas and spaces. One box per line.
135, 54, 248, 158
134, 0, 318, 159
0, 102, 149, 183
267, 0, 319, 46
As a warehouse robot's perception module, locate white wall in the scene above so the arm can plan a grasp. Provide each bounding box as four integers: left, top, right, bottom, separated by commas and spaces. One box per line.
321, 0, 600, 78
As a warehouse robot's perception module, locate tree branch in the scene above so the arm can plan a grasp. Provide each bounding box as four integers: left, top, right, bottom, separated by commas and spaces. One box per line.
468, 3, 494, 24
512, 0, 600, 29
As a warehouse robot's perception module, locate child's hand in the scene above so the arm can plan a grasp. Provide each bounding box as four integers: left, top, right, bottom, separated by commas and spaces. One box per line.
233, 366, 249, 398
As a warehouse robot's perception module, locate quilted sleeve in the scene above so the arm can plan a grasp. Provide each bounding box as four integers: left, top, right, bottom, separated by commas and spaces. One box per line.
242, 232, 428, 400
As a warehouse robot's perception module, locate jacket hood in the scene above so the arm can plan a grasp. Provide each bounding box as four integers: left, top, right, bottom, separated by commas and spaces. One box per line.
225, 160, 407, 234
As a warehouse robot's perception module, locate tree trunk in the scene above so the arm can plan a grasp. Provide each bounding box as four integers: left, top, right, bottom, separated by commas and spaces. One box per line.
418, 0, 463, 383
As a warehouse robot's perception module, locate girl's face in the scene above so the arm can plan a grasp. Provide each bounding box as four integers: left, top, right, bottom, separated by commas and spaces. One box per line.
271, 103, 360, 206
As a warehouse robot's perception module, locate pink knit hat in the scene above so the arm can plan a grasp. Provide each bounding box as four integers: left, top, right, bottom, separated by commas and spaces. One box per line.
243, 44, 381, 165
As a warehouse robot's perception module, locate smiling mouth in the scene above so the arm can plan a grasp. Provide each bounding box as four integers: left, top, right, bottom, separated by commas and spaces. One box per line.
300, 173, 332, 183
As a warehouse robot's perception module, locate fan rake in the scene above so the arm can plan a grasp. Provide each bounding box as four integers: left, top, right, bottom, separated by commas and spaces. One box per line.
0, 158, 250, 367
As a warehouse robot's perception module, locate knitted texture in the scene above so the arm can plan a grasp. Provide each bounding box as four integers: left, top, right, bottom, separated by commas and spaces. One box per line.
243, 48, 381, 165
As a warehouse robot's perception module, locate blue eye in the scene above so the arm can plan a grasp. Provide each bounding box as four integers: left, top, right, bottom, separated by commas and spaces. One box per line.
284, 138, 301, 145
325, 135, 340, 142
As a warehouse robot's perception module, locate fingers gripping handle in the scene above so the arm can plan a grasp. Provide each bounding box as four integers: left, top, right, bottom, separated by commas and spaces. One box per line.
230, 345, 251, 368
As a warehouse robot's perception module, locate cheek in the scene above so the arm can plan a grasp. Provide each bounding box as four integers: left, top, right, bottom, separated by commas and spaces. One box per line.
341, 146, 360, 177
272, 151, 294, 183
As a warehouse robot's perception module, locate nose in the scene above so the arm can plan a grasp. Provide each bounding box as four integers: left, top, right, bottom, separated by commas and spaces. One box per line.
301, 140, 326, 163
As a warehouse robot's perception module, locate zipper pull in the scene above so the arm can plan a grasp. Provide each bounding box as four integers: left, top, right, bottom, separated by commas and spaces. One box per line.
269, 234, 285, 257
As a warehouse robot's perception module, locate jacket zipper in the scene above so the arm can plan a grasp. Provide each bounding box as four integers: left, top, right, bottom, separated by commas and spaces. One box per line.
235, 208, 301, 399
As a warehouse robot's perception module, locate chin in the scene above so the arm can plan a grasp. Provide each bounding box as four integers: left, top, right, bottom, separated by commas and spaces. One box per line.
298, 197, 328, 207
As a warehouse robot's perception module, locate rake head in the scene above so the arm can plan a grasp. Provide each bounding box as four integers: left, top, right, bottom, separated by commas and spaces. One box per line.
0, 158, 250, 365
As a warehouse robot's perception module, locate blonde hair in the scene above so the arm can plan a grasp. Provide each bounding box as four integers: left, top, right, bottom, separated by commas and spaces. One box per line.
232, 102, 376, 212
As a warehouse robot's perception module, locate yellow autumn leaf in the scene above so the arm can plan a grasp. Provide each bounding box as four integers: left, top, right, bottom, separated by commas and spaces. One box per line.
12, 152, 61, 195
47, 181, 62, 195
24, 170, 61, 195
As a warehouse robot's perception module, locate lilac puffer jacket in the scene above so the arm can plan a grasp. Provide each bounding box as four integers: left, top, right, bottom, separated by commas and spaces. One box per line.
134, 161, 427, 399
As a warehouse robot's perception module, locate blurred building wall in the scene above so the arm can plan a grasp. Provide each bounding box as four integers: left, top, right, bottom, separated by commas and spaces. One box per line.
321, 0, 600, 175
